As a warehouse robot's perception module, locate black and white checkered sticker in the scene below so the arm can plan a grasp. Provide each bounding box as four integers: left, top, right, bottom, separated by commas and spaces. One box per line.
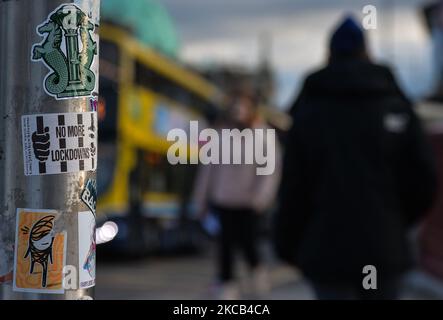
22, 112, 97, 176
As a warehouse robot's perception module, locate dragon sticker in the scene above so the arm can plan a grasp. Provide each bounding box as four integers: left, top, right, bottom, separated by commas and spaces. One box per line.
31, 4, 98, 100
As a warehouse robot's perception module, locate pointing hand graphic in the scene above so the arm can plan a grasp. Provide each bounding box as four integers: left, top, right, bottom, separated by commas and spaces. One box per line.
32, 127, 51, 162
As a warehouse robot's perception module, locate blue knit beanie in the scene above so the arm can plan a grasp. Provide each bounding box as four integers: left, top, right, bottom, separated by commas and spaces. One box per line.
330, 16, 366, 57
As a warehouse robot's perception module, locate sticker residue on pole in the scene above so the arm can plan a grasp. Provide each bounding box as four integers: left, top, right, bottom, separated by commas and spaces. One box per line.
13, 209, 66, 294
22, 112, 97, 176
0, 271, 13, 285
31, 3, 98, 100
0, 247, 13, 285
78, 211, 96, 289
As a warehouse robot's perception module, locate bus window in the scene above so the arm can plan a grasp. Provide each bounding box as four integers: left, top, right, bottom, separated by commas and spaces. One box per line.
98, 39, 120, 196
99, 77, 118, 142
97, 79, 118, 196
99, 39, 119, 142
97, 143, 117, 196
100, 39, 119, 66
134, 61, 219, 120
140, 152, 189, 196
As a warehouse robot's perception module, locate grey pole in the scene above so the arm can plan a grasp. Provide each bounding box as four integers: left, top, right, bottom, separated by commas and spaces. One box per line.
0, 0, 100, 300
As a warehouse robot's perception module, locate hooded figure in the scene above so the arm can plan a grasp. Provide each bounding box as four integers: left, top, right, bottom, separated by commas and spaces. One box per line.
275, 16, 437, 300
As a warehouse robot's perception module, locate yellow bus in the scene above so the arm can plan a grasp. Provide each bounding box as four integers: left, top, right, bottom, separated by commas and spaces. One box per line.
97, 24, 224, 253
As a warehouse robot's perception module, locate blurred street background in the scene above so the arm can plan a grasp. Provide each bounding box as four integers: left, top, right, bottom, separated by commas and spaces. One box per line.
94, 0, 443, 299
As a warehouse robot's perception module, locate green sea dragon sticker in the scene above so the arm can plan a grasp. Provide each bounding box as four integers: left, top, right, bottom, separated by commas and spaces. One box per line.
31, 4, 98, 100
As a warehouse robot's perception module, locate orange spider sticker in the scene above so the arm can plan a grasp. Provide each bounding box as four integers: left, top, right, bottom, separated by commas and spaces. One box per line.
13, 209, 66, 294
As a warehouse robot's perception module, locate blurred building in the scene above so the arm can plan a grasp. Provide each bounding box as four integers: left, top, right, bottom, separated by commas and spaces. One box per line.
197, 35, 275, 107
101, 0, 179, 58
194, 36, 293, 132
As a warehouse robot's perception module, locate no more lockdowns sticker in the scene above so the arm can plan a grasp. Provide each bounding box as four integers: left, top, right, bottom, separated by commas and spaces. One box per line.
22, 112, 97, 176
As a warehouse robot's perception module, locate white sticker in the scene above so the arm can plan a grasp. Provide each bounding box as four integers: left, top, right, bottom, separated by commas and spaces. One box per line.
22, 112, 97, 176
78, 211, 96, 289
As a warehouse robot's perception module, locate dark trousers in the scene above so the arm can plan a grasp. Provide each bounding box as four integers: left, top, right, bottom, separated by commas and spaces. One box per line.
212, 205, 261, 283
312, 279, 400, 300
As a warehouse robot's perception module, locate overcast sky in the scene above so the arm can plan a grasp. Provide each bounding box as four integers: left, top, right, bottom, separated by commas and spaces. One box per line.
160, 0, 435, 109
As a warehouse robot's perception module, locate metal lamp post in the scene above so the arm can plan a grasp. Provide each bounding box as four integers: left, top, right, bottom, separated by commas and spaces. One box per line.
0, 0, 100, 300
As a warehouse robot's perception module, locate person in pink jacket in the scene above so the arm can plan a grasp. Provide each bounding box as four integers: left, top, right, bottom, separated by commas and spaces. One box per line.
193, 86, 282, 299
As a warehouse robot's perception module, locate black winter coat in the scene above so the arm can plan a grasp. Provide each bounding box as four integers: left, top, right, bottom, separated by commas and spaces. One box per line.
274, 60, 437, 284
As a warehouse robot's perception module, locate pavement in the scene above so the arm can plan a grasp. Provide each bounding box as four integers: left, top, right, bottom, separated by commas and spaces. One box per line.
95, 243, 443, 300
95, 243, 314, 300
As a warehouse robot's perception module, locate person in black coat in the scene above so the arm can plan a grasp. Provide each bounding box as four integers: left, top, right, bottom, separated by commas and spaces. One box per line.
274, 16, 438, 300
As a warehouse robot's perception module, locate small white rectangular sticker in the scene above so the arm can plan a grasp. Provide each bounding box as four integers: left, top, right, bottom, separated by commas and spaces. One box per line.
78, 211, 96, 289
22, 112, 97, 176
